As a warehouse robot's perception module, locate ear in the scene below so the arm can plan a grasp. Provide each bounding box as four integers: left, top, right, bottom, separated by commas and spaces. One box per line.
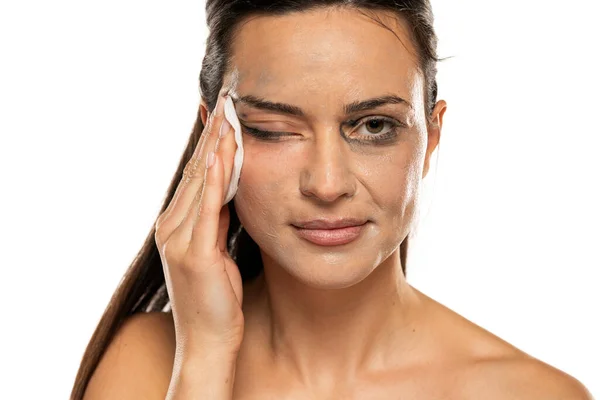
200, 98, 209, 126
422, 99, 447, 179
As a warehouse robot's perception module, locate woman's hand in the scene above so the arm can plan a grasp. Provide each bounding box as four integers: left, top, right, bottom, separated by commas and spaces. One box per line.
154, 90, 243, 354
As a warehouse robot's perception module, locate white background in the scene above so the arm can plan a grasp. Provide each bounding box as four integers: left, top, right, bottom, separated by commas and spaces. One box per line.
1, 0, 598, 398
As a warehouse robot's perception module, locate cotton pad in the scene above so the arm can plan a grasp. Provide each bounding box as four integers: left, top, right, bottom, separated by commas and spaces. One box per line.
222, 95, 244, 205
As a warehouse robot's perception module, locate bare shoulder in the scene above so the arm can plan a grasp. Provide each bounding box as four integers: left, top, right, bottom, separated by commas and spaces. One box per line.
83, 311, 176, 400
464, 354, 594, 400
417, 290, 593, 399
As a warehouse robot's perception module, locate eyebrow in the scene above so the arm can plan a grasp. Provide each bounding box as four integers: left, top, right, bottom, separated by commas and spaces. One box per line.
231, 93, 412, 117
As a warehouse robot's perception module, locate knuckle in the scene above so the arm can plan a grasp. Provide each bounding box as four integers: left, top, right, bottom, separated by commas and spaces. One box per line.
154, 227, 168, 249
205, 115, 216, 134
163, 238, 185, 264
155, 215, 174, 246
155, 213, 167, 232
182, 158, 204, 182
178, 253, 204, 277
193, 186, 203, 204
181, 250, 217, 276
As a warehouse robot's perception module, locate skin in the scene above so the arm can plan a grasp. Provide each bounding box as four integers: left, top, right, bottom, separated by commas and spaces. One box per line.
187, 7, 591, 400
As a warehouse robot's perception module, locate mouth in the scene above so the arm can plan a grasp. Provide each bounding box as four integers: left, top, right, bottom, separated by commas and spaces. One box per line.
291, 219, 369, 246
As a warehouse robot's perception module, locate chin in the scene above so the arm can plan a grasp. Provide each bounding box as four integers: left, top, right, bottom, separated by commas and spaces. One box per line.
284, 258, 379, 289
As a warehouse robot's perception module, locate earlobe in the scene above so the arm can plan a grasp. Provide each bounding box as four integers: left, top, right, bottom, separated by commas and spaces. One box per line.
422, 156, 431, 179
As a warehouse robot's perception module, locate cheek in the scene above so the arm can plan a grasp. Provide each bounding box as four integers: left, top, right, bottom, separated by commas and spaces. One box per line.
232, 144, 291, 230
381, 147, 424, 234
362, 145, 424, 244
237, 140, 305, 196
362, 147, 420, 205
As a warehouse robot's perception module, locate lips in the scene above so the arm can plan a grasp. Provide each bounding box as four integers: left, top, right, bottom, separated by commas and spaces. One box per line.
293, 218, 368, 230
291, 218, 368, 246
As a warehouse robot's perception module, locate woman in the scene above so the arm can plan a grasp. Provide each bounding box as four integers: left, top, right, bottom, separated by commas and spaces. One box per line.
71, 1, 593, 399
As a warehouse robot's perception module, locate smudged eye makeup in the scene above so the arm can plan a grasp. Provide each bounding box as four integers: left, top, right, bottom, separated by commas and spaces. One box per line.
240, 115, 405, 144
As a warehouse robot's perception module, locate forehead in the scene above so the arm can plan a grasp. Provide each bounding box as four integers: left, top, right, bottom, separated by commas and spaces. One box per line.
227, 8, 422, 111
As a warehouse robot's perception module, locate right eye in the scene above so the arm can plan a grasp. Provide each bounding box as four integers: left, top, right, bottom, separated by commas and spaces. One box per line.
240, 123, 290, 141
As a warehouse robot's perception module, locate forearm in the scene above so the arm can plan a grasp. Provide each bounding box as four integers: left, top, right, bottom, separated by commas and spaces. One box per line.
166, 348, 239, 400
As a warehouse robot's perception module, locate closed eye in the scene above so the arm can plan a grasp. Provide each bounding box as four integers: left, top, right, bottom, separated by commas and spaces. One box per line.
240, 123, 292, 140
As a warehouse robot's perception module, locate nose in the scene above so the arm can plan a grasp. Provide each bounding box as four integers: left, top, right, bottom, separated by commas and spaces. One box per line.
299, 128, 357, 203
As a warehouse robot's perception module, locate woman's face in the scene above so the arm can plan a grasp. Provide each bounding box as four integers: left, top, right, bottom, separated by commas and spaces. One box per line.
226, 8, 445, 288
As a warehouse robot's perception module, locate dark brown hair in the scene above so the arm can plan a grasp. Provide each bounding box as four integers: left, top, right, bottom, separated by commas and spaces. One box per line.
70, 1, 444, 398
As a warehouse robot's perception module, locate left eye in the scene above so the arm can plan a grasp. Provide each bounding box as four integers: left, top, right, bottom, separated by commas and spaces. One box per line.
351, 117, 397, 137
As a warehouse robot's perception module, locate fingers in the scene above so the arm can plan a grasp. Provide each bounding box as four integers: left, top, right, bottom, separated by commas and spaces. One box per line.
157, 120, 210, 231
186, 103, 238, 254
174, 95, 237, 254
156, 93, 227, 246
189, 150, 224, 255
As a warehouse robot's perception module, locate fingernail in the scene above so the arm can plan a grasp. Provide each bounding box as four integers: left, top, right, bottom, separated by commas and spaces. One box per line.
219, 118, 231, 138
206, 151, 215, 168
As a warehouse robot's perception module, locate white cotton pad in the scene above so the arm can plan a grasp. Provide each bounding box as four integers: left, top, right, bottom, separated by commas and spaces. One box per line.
222, 95, 244, 205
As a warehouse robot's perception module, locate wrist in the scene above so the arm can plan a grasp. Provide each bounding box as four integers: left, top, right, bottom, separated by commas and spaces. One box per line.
169, 348, 239, 399
176, 341, 240, 367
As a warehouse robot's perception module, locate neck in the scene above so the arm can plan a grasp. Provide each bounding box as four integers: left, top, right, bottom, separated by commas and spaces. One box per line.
244, 248, 426, 389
